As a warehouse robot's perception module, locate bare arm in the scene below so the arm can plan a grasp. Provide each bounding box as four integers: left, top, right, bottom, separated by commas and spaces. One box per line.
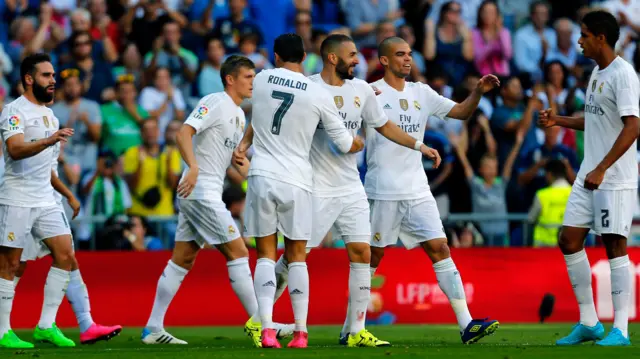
453, 139, 474, 179
165, 148, 180, 190
79, 113, 101, 143
596, 116, 639, 173
59, 159, 80, 187
539, 108, 585, 131
5, 129, 73, 160
125, 148, 144, 191
477, 115, 497, 155
51, 169, 74, 201
447, 75, 500, 120
460, 25, 474, 61
176, 125, 197, 170
374, 120, 421, 149
423, 19, 436, 60
82, 170, 99, 195
502, 133, 524, 181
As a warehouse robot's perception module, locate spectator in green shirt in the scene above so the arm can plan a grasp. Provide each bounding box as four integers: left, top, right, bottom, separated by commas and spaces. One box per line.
100, 75, 149, 156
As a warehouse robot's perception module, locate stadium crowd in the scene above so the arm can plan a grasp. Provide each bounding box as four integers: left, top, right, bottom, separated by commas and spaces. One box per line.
0, 0, 638, 249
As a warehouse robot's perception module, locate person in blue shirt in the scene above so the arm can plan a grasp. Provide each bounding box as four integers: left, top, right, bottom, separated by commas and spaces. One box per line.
212, 0, 264, 54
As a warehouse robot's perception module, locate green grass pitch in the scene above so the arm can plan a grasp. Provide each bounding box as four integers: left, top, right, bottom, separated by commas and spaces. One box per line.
4, 324, 640, 358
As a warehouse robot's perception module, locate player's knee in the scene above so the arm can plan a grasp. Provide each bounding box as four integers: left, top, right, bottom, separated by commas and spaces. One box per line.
2, 257, 21, 276
347, 242, 371, 264
172, 252, 197, 271
558, 230, 582, 254
423, 239, 450, 262
51, 250, 75, 270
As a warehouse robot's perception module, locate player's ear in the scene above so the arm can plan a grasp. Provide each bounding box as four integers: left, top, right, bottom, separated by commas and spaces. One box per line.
302, 51, 307, 62
225, 74, 234, 87
379, 55, 388, 67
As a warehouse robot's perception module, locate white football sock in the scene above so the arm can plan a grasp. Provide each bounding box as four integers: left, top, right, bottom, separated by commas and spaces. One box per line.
343, 267, 377, 335
0, 278, 14, 337
227, 257, 259, 318
38, 267, 70, 329
288, 262, 309, 333
66, 269, 94, 333
146, 260, 188, 333
348, 262, 371, 335
564, 250, 598, 327
610, 255, 630, 338
12, 277, 19, 288
254, 258, 276, 330
433, 258, 472, 331
274, 255, 289, 302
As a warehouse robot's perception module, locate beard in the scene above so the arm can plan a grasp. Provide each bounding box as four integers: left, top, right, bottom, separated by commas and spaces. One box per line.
33, 82, 54, 103
335, 58, 355, 80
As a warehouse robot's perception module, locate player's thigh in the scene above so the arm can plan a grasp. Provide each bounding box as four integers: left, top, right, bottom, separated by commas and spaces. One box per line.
593, 189, 636, 238
369, 199, 403, 248
243, 176, 278, 238
399, 196, 447, 250
274, 181, 312, 241
334, 194, 371, 246
0, 205, 32, 250
33, 206, 74, 263
562, 181, 594, 231
308, 196, 341, 249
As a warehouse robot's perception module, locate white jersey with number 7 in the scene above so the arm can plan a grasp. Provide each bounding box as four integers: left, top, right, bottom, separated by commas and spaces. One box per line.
248, 68, 354, 192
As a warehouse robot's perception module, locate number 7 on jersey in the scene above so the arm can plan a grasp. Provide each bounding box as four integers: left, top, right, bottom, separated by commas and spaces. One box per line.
271, 90, 295, 135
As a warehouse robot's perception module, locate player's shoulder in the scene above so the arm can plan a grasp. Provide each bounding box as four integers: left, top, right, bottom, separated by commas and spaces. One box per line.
2, 96, 28, 114
346, 78, 372, 92
198, 92, 230, 109
307, 73, 321, 83
612, 57, 639, 85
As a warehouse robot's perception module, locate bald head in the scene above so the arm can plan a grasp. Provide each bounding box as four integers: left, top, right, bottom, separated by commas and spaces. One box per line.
320, 34, 354, 62
378, 36, 408, 58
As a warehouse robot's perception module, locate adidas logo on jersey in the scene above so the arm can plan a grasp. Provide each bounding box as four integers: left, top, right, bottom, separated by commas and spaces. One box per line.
290, 289, 304, 295
383, 104, 392, 109
263, 280, 276, 287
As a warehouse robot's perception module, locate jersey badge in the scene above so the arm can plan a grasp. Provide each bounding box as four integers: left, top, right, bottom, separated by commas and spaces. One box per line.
400, 99, 408, 111
43, 116, 50, 128
8, 115, 20, 130
598, 82, 604, 93
194, 105, 209, 120
334, 96, 344, 109
7, 232, 14, 242
591, 79, 597, 93
354, 96, 361, 108
413, 101, 421, 110
228, 225, 236, 234
374, 232, 381, 242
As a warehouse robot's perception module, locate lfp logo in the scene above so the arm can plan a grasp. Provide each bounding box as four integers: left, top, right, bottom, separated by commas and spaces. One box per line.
8, 116, 19, 127
196, 106, 208, 117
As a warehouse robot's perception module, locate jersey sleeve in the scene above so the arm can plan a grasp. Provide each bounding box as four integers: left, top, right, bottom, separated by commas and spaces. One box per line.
419, 83, 456, 119
316, 91, 354, 153
0, 105, 24, 141
615, 71, 640, 118
184, 96, 221, 133
361, 83, 388, 128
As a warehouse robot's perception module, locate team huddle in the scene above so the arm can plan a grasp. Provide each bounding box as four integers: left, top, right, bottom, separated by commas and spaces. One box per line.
0, 9, 637, 350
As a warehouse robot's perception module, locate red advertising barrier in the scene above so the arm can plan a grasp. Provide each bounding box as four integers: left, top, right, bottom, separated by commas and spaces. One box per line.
11, 248, 640, 328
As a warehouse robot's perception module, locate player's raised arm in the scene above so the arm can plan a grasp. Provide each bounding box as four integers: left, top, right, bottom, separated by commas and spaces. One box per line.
317, 92, 360, 153
538, 108, 585, 131
446, 75, 500, 120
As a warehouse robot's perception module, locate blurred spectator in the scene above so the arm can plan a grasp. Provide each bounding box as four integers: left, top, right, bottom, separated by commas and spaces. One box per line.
344, 0, 402, 48
78, 149, 132, 245
546, 18, 582, 81
0, 43, 13, 94
100, 76, 149, 156
398, 24, 427, 82
514, 0, 556, 84
129, 215, 164, 251
528, 159, 571, 247
454, 129, 524, 246
295, 10, 313, 51
51, 68, 102, 174
236, 33, 273, 72
144, 21, 198, 100
601, 0, 640, 60
465, 112, 498, 172
212, 0, 264, 54
164, 119, 182, 148
222, 185, 248, 245
302, 29, 327, 76
428, 0, 483, 28
363, 20, 397, 82
57, 8, 117, 65
112, 42, 143, 88
123, 119, 181, 217
88, 0, 122, 53
60, 31, 116, 103
122, 0, 187, 57
248, 0, 297, 61
94, 214, 163, 251
187, 0, 236, 36
55, 140, 82, 220
198, 36, 225, 96
423, 130, 455, 217
424, 1, 473, 86
139, 67, 186, 143
401, 0, 432, 54
542, 60, 585, 120
472, 0, 512, 77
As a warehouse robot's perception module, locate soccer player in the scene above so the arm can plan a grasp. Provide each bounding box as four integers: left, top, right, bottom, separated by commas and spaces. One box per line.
141, 55, 292, 346
234, 33, 362, 349
0, 53, 76, 349
539, 11, 639, 347
15, 140, 122, 345
271, 34, 442, 347
365, 37, 500, 344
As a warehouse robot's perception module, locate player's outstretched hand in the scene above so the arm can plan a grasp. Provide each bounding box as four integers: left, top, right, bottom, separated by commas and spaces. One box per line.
233, 142, 249, 166
68, 196, 81, 219
538, 108, 556, 128
421, 145, 441, 168
177, 168, 199, 197
348, 135, 364, 153
584, 166, 605, 190
46, 128, 75, 146
476, 74, 500, 94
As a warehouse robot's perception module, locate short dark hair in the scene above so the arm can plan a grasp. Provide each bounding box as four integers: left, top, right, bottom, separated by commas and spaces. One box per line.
320, 34, 353, 61
20, 53, 52, 88
239, 33, 260, 47
220, 55, 255, 88
530, 0, 550, 16
545, 159, 566, 179
377, 36, 406, 58
222, 185, 246, 209
69, 30, 92, 50
274, 33, 305, 63
582, 10, 620, 49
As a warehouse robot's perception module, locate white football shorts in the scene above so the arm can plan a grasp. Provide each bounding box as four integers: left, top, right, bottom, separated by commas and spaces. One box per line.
176, 199, 241, 247
563, 180, 636, 237
0, 204, 72, 250
20, 204, 74, 262
243, 176, 312, 241
307, 192, 371, 248
369, 194, 446, 249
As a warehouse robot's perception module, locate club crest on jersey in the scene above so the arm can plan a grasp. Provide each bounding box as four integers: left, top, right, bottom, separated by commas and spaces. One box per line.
334, 96, 344, 109
591, 79, 597, 92
414, 101, 421, 110
354, 96, 361, 108
400, 99, 408, 111
8, 115, 19, 130
374, 232, 381, 242
228, 225, 236, 234
43, 116, 50, 128
7, 232, 14, 242
598, 82, 604, 93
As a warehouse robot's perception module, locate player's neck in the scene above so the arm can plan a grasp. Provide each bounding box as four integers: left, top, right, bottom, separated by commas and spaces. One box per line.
224, 89, 244, 106
593, 48, 617, 70
383, 73, 406, 92
320, 68, 344, 87
281, 62, 304, 74
23, 91, 46, 107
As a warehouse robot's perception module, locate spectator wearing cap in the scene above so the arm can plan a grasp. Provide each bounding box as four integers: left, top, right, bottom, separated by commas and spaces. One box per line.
212, 0, 264, 54
123, 118, 181, 217
139, 67, 186, 144
77, 149, 132, 245
144, 21, 198, 100
100, 76, 150, 156
513, 0, 556, 84
51, 68, 102, 175
197, 36, 225, 97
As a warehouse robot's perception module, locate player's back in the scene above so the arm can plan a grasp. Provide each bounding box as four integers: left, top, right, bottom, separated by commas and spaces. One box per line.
0, 96, 56, 207
249, 68, 328, 190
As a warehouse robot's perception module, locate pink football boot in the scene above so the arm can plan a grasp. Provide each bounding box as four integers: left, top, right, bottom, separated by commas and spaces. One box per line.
261, 328, 281, 348
80, 323, 123, 345
287, 331, 308, 348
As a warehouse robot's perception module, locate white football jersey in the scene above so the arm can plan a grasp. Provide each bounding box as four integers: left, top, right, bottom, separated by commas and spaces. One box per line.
308, 74, 387, 197
248, 68, 354, 191
180, 91, 246, 200
365, 79, 456, 200
579, 56, 639, 190
0, 96, 57, 207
